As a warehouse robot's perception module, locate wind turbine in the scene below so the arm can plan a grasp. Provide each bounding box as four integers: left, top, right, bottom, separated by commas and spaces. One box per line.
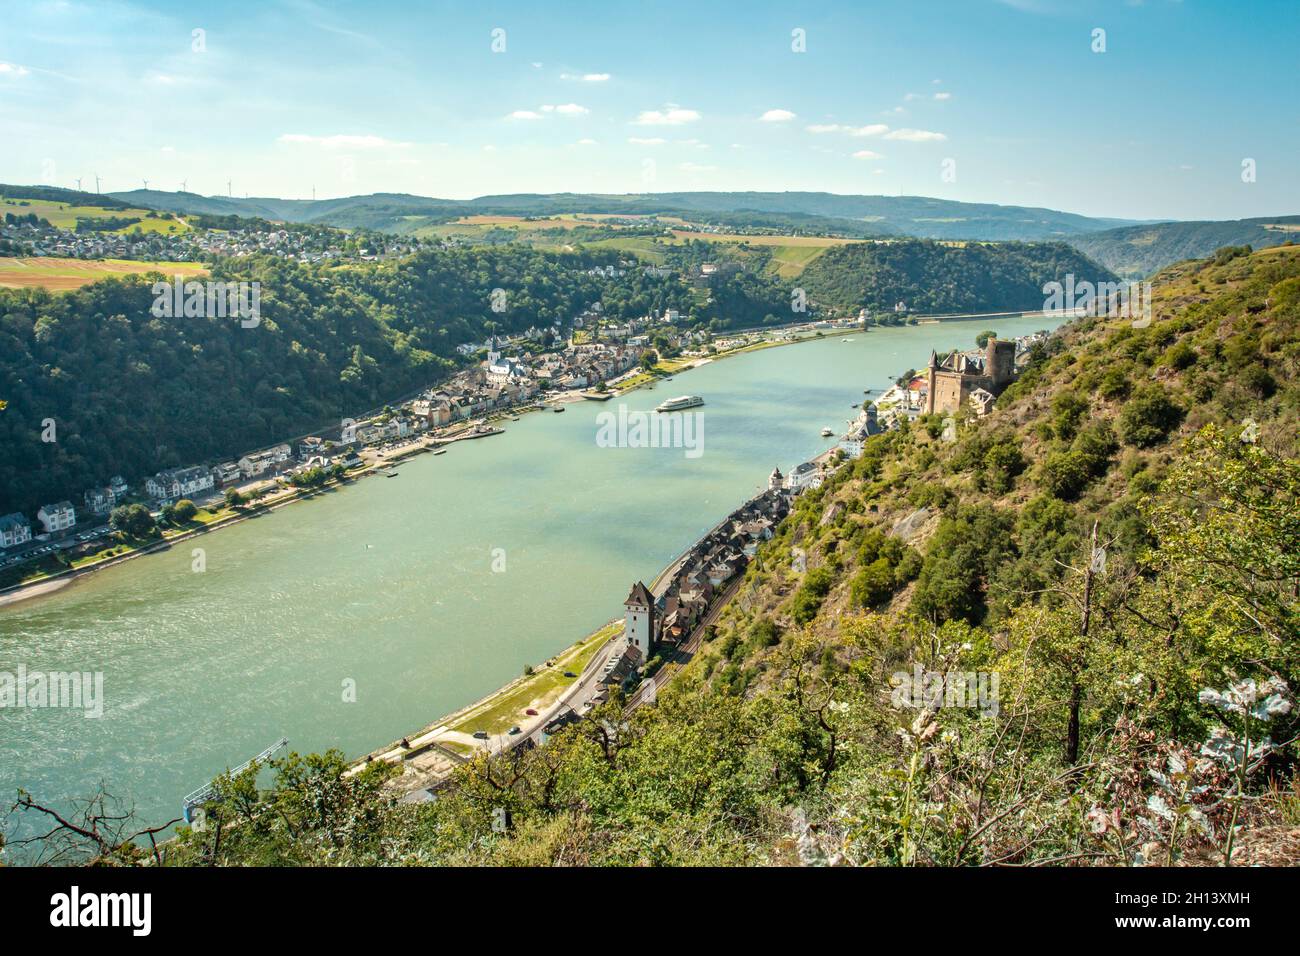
142, 178, 150, 190
227, 179, 232, 197
74, 177, 82, 192
180, 180, 187, 193
94, 174, 101, 194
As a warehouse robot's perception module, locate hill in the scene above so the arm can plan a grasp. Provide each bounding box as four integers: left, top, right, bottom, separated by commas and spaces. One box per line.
796, 239, 1114, 313
109, 188, 1143, 241
1067, 215, 1300, 278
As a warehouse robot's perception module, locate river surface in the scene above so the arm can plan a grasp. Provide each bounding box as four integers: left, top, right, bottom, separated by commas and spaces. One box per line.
0, 316, 1056, 841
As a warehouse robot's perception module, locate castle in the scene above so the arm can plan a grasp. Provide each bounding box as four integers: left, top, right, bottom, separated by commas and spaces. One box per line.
924, 337, 1017, 416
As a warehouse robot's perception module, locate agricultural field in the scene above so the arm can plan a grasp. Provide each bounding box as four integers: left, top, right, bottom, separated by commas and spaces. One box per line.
0, 196, 192, 235
0, 257, 207, 290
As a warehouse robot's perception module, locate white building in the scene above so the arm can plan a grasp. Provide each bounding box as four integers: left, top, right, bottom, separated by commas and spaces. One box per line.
786, 461, 824, 493
83, 486, 117, 516
37, 501, 76, 534
0, 512, 32, 549
624, 580, 658, 659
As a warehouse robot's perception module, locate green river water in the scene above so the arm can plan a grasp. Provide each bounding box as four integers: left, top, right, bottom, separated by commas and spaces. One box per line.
0, 316, 1056, 840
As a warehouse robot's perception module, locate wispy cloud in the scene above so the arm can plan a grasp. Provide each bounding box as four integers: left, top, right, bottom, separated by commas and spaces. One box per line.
506, 110, 543, 120
541, 103, 590, 115
628, 137, 666, 145
562, 72, 610, 82
278, 133, 412, 149
0, 61, 31, 77
883, 128, 946, 142
934, 92, 952, 101
679, 162, 716, 173
851, 149, 883, 159
806, 123, 888, 137
633, 106, 701, 126
759, 108, 796, 122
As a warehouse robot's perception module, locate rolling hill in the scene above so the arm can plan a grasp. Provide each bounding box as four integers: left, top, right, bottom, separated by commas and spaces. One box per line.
1066, 215, 1300, 278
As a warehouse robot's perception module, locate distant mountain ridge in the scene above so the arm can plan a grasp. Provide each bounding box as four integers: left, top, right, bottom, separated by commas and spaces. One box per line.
1064, 215, 1300, 278
107, 188, 1142, 241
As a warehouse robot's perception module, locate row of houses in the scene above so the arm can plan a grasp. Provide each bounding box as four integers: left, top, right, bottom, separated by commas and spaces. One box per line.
0, 500, 78, 549
615, 487, 793, 673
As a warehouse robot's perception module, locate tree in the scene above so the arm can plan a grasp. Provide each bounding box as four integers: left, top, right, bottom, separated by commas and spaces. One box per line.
224, 487, 246, 508
108, 503, 155, 539
1117, 384, 1183, 448
975, 329, 998, 348
172, 498, 198, 523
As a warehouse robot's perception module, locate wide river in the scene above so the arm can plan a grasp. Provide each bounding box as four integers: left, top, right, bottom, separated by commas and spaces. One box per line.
0, 316, 1055, 841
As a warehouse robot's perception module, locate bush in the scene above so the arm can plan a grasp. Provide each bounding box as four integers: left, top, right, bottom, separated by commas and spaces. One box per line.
1117, 385, 1184, 448
1038, 450, 1093, 500
171, 499, 198, 523
850, 558, 896, 609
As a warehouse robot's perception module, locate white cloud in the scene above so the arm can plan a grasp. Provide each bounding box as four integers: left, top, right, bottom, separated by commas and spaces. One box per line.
0, 61, 31, 77
806, 123, 888, 137
575, 138, 598, 146
562, 72, 610, 82
934, 92, 952, 101
852, 150, 883, 160
628, 137, 666, 145
506, 110, 543, 120
759, 108, 796, 122
278, 133, 412, 149
633, 106, 701, 126
541, 103, 590, 115
884, 128, 946, 142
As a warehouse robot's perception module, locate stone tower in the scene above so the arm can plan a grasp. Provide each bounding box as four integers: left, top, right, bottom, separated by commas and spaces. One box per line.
624, 581, 656, 658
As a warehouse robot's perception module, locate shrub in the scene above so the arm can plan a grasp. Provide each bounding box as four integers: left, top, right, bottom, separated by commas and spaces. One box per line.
850, 558, 896, 609
1038, 450, 1093, 500
1117, 385, 1184, 448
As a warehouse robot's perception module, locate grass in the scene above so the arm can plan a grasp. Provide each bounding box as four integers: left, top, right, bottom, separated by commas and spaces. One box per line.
0, 257, 207, 290
0, 196, 192, 234
450, 621, 621, 736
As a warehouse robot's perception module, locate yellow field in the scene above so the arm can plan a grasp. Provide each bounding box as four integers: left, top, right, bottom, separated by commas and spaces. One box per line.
0, 196, 191, 235
0, 257, 207, 291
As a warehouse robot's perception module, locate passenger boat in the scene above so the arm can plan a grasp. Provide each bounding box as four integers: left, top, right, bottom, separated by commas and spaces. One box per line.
655, 395, 705, 412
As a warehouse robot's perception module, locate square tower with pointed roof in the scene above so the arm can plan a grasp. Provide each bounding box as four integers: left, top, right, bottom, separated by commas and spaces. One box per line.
624, 580, 657, 658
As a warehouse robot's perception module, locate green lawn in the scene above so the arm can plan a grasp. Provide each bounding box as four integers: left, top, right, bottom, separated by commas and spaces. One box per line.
451, 621, 621, 735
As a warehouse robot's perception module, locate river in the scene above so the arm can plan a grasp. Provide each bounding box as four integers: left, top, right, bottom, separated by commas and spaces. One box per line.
0, 316, 1057, 842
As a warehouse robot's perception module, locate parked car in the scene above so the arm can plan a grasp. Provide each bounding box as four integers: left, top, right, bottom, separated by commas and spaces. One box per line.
508, 726, 521, 735
525, 708, 538, 716
472, 730, 489, 740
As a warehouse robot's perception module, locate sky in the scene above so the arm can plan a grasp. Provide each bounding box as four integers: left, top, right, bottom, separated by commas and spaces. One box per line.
1, 0, 1296, 222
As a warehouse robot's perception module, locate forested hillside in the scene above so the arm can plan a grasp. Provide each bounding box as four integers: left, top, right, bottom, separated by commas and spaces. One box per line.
0, 246, 787, 514
798, 239, 1115, 314
50, 243, 1288, 868
1068, 216, 1300, 279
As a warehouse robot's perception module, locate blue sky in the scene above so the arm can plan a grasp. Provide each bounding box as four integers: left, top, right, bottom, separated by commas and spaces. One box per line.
1, 0, 1296, 221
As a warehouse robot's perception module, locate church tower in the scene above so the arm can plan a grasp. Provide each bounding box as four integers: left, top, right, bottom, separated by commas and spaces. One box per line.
624, 581, 656, 658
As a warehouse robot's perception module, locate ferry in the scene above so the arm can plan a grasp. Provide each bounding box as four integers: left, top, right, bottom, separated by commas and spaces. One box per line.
821, 427, 834, 437
552, 404, 566, 413
655, 395, 705, 413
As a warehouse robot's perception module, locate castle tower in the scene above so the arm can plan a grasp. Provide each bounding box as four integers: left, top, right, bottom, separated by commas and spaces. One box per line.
768, 465, 784, 491
925, 350, 938, 415
624, 581, 656, 658
985, 338, 1016, 389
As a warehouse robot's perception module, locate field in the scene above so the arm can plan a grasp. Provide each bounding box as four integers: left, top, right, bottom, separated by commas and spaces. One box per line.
0, 257, 207, 290
0, 196, 191, 235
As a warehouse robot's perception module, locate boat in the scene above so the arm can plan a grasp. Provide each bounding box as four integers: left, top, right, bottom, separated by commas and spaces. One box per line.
821, 427, 834, 437
433, 449, 447, 456
655, 395, 705, 413
553, 405, 566, 413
